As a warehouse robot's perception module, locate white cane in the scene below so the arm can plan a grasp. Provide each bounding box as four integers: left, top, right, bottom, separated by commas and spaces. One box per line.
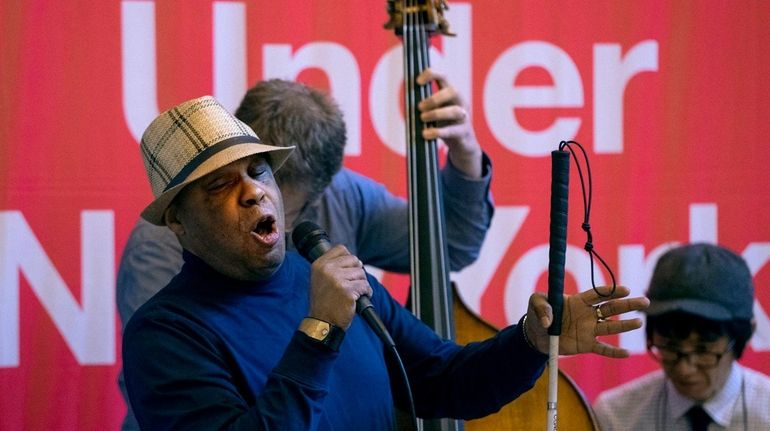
545, 149, 570, 430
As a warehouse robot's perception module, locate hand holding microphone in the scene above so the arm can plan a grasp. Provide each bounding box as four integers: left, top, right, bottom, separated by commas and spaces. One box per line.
293, 222, 395, 347
293, 222, 372, 330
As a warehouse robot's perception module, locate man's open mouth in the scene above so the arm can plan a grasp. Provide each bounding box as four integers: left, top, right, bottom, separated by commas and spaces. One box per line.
253, 215, 277, 238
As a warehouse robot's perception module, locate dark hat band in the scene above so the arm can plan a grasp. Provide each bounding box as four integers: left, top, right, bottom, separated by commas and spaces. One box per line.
164, 134, 261, 192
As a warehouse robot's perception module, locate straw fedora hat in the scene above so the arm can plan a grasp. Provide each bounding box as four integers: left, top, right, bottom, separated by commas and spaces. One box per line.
139, 95, 294, 225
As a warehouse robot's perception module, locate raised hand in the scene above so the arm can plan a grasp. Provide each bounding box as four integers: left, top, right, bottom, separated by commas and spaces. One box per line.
525, 285, 650, 358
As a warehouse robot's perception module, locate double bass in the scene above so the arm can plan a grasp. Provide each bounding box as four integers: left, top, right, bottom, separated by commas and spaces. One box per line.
385, 2, 459, 429
384, 1, 599, 429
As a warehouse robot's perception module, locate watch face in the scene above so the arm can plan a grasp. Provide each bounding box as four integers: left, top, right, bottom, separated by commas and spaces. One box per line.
300, 318, 344, 352
301, 318, 330, 340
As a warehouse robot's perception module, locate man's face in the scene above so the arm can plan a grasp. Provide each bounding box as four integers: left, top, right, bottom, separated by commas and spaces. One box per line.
650, 331, 734, 402
168, 154, 286, 281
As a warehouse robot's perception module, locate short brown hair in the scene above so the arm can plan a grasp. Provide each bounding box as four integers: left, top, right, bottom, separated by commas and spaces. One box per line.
235, 79, 346, 201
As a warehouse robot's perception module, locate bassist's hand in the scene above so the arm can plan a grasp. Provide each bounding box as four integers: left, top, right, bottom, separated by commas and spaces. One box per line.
416, 68, 483, 179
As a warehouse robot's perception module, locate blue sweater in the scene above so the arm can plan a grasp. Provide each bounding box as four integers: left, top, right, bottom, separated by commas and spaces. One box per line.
123, 251, 546, 430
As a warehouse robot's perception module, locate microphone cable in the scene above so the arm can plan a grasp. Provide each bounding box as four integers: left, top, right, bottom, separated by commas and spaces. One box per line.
292, 222, 418, 430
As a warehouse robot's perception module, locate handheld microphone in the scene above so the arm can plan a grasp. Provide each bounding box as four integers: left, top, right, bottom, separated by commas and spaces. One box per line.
292, 221, 395, 348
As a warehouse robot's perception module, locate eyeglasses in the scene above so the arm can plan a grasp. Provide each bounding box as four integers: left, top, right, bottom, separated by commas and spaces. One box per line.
648, 340, 735, 369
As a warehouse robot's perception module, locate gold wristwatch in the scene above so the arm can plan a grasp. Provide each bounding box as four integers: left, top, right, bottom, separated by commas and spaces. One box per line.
298, 317, 345, 352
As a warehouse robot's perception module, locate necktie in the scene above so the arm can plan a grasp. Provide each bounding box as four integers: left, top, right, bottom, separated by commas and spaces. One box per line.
686, 405, 712, 431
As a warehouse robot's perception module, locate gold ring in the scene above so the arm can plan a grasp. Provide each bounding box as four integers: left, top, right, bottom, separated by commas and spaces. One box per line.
595, 306, 606, 321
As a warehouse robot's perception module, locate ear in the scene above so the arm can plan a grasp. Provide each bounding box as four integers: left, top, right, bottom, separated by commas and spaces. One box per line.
164, 204, 185, 236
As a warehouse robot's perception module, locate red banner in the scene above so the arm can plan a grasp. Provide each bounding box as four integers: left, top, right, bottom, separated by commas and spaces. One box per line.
1, 1, 769, 429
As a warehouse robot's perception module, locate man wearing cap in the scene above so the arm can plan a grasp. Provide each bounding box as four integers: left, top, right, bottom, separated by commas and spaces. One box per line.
122, 95, 649, 430
594, 243, 770, 430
